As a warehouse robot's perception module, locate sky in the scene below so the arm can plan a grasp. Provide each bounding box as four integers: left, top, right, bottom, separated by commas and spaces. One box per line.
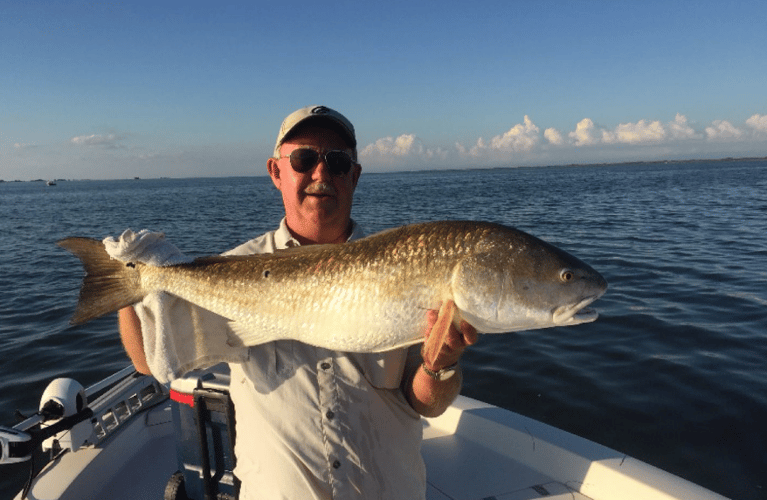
2, 0, 767, 180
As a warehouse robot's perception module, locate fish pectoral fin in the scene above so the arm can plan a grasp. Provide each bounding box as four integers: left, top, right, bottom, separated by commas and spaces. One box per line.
422, 299, 456, 367
228, 321, 272, 346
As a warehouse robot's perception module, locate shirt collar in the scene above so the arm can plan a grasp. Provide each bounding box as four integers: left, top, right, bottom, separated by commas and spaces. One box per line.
274, 217, 363, 249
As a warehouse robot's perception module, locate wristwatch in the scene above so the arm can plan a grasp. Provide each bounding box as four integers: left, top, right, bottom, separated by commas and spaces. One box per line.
422, 362, 459, 381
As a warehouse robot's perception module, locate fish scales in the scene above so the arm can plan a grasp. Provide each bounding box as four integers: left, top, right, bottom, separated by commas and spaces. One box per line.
58, 221, 607, 354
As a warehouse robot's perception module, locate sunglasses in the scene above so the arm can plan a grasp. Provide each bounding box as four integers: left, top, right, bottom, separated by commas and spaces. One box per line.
281, 148, 356, 176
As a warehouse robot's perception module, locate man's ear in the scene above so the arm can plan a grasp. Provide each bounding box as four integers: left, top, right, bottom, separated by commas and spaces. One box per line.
267, 158, 281, 189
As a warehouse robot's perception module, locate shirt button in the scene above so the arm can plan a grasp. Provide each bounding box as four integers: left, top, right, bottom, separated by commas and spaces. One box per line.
326, 410, 335, 419
320, 362, 331, 370
332, 460, 341, 469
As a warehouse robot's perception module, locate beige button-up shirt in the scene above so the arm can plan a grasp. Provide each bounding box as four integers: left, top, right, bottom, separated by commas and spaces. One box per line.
225, 219, 426, 500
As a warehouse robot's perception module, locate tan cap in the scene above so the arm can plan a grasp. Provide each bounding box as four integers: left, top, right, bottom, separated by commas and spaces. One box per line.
273, 105, 357, 157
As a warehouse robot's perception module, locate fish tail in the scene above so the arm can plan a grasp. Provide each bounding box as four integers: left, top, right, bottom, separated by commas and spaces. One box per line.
58, 237, 145, 325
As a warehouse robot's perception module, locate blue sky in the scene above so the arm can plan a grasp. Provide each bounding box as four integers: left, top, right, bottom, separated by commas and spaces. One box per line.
3, 0, 767, 180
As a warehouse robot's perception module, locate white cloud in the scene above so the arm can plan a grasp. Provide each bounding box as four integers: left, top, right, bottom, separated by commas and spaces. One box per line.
544, 127, 564, 145
602, 119, 666, 144
488, 115, 540, 151
14, 142, 37, 150
668, 113, 700, 140
70, 133, 124, 148
361, 134, 419, 156
746, 114, 767, 134
360, 134, 448, 162
705, 120, 743, 141
568, 114, 703, 147
467, 116, 542, 157
357, 111, 767, 170
467, 137, 487, 157
569, 118, 600, 146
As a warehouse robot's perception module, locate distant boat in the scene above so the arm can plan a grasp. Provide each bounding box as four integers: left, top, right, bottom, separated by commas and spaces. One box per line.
46, 180, 57, 186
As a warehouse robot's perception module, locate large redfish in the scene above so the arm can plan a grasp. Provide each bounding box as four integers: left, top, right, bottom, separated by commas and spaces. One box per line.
58, 221, 607, 364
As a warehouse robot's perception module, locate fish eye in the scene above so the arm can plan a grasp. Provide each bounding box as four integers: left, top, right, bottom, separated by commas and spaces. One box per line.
560, 269, 574, 282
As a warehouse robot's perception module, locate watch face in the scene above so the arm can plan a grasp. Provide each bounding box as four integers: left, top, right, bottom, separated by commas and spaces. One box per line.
423, 362, 458, 381
438, 368, 456, 381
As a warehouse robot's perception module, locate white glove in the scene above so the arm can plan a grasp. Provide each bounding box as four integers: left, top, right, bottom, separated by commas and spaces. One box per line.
102, 229, 193, 266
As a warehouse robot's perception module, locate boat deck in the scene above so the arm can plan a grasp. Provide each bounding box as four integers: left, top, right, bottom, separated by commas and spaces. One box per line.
21, 400, 586, 500
17, 403, 176, 500
424, 398, 603, 500
15, 372, 726, 500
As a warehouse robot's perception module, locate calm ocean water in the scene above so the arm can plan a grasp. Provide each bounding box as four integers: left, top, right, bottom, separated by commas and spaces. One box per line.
1, 159, 765, 499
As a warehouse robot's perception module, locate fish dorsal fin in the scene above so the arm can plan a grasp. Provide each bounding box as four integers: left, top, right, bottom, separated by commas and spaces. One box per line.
422, 300, 457, 367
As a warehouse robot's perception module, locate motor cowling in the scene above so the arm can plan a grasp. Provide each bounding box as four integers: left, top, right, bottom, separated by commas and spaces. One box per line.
39, 378, 92, 453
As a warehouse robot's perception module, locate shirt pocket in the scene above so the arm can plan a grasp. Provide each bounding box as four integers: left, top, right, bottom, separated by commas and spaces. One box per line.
241, 342, 278, 394
351, 350, 408, 389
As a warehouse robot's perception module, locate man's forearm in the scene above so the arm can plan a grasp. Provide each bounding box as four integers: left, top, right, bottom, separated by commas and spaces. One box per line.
406, 364, 462, 418
118, 306, 152, 374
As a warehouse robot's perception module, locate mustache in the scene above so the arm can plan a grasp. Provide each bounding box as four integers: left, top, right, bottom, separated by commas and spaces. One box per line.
304, 183, 336, 196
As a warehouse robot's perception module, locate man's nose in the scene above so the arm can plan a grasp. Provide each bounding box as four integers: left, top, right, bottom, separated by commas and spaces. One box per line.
311, 156, 332, 181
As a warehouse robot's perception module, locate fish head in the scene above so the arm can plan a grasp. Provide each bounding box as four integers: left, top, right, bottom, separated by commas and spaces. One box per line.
451, 227, 607, 333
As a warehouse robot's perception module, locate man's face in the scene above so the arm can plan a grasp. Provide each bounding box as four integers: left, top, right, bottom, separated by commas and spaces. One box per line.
267, 126, 361, 244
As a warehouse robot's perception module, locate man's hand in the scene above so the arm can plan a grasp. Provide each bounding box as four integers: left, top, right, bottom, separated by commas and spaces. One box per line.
103, 229, 192, 267
422, 306, 478, 371
107, 229, 191, 376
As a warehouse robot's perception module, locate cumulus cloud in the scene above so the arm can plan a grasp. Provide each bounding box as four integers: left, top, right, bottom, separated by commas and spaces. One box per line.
544, 127, 564, 145
570, 115, 702, 146
602, 119, 666, 144
746, 114, 767, 134
14, 142, 38, 150
569, 118, 600, 146
359, 111, 767, 169
361, 134, 421, 157
467, 138, 487, 157
467, 116, 543, 157
488, 115, 540, 151
668, 113, 700, 140
705, 120, 743, 141
360, 133, 447, 162
70, 133, 124, 148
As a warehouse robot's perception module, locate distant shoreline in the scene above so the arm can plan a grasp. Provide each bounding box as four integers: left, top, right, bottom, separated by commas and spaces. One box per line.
2, 155, 766, 183
557, 155, 767, 169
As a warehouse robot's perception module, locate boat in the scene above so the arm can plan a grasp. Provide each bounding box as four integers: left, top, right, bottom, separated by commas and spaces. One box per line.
46, 180, 57, 186
2, 364, 728, 500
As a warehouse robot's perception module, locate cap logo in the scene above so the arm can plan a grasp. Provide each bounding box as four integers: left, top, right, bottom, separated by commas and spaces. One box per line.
311, 106, 331, 115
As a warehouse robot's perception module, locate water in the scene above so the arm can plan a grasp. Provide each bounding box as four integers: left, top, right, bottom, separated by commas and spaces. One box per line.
1, 160, 766, 499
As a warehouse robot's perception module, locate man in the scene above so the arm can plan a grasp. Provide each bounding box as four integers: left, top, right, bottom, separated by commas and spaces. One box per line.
118, 105, 477, 499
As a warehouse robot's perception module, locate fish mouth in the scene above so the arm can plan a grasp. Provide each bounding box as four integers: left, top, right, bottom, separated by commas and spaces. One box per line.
553, 296, 601, 325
